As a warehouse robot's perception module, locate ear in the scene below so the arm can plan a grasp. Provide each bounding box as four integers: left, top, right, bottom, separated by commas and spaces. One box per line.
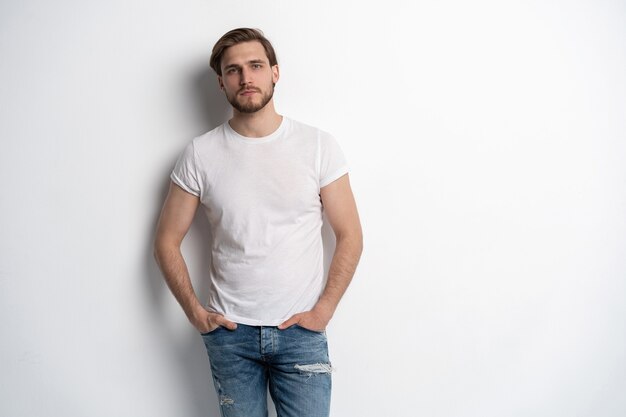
271, 64, 280, 85
217, 75, 224, 90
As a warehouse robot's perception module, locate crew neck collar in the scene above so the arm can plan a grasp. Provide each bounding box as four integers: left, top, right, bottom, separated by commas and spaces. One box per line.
225, 116, 288, 144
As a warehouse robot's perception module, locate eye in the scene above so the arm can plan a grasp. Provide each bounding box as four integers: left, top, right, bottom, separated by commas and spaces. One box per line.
252, 64, 262, 69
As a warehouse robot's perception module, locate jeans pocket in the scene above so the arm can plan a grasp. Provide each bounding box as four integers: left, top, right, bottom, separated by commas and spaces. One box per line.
200, 325, 223, 336
293, 323, 326, 335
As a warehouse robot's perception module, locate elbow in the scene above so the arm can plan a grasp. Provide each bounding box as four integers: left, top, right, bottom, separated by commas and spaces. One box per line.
153, 236, 174, 265
153, 240, 163, 265
337, 227, 363, 258
356, 230, 364, 258
358, 231, 364, 254
153, 244, 161, 262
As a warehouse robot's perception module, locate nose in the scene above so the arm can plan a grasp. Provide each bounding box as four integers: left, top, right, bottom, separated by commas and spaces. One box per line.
239, 67, 252, 86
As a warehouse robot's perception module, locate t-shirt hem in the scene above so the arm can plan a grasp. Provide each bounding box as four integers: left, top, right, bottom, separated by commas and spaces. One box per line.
170, 172, 200, 197
221, 313, 291, 327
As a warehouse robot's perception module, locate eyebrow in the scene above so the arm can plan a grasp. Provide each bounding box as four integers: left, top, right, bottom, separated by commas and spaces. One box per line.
223, 59, 267, 71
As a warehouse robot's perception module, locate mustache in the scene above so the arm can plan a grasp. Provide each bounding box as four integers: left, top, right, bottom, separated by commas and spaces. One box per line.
239, 86, 261, 94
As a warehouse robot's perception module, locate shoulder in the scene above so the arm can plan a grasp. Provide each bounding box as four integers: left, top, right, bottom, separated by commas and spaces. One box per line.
284, 117, 334, 142
193, 123, 228, 144
184, 123, 230, 157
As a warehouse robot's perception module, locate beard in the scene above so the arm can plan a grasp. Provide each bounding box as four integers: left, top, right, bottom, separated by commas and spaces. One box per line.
226, 83, 275, 114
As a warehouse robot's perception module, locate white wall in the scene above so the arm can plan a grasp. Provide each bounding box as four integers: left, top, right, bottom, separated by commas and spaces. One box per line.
1, 1, 625, 416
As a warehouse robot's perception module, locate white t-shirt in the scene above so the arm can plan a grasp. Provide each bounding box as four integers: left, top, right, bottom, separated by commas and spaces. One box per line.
170, 117, 349, 326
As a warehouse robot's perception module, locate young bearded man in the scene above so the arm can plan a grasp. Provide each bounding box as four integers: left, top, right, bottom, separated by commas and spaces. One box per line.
154, 28, 363, 417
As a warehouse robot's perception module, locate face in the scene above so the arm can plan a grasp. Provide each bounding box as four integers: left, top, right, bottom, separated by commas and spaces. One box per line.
218, 41, 279, 114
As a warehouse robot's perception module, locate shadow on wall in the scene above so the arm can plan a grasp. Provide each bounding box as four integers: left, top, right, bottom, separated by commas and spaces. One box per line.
190, 64, 231, 133
142, 63, 229, 417
143, 61, 338, 417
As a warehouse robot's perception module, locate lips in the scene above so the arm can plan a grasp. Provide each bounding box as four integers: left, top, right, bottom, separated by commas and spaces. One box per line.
240, 88, 259, 96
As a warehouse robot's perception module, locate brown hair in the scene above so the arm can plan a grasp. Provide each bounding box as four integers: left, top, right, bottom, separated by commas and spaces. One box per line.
209, 28, 278, 76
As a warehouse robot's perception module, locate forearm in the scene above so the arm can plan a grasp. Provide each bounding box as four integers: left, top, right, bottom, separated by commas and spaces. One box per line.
314, 232, 363, 319
153, 244, 203, 319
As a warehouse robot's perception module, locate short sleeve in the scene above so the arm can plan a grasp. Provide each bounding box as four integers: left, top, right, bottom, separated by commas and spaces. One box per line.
318, 131, 349, 188
170, 141, 201, 197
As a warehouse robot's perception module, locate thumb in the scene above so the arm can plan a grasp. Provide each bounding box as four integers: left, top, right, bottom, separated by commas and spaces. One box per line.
218, 316, 238, 330
278, 314, 300, 330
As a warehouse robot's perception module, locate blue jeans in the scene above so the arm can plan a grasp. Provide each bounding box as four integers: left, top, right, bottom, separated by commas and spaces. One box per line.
201, 324, 332, 417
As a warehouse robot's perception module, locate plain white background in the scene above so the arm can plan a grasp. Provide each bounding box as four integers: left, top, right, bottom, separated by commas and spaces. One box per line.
1, 1, 625, 416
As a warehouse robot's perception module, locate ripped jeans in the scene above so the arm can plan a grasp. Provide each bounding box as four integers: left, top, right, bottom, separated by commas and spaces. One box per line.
201, 323, 332, 417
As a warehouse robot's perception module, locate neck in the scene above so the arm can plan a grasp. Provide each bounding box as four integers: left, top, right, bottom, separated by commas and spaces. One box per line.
229, 101, 282, 138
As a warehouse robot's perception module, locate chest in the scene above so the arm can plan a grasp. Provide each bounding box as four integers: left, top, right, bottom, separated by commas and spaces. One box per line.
199, 142, 321, 220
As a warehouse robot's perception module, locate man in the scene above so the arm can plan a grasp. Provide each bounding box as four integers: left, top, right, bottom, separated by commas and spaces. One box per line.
154, 28, 363, 417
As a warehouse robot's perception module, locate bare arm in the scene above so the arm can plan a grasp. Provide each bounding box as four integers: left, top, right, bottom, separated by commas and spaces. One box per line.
153, 182, 236, 332
279, 174, 363, 330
